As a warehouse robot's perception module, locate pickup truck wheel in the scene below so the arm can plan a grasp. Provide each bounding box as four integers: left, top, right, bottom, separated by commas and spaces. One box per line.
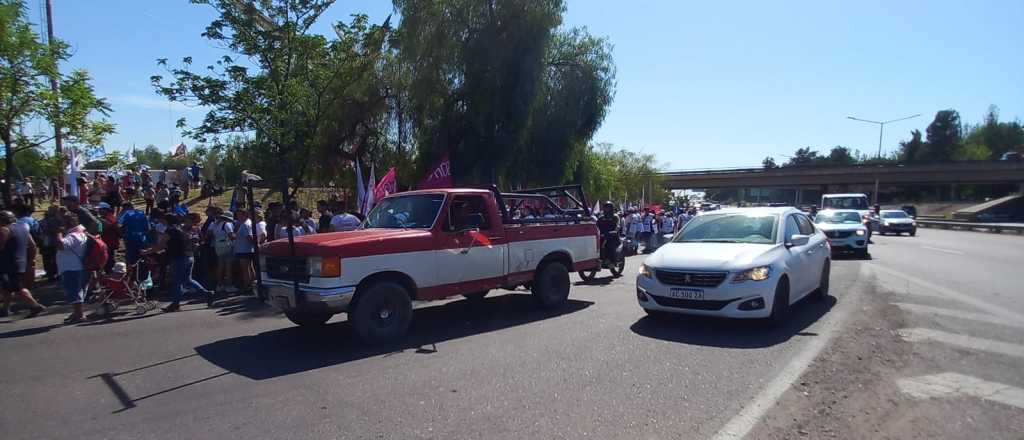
284, 310, 332, 327
351, 282, 413, 344
462, 290, 488, 302
532, 262, 570, 308
578, 270, 597, 282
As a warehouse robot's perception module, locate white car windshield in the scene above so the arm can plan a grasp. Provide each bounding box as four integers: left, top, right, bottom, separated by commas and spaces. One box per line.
815, 212, 862, 224
673, 213, 778, 244
364, 194, 445, 229
881, 211, 909, 219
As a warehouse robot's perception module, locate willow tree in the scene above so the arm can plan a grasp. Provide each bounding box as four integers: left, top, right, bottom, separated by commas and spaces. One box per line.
394, 0, 615, 186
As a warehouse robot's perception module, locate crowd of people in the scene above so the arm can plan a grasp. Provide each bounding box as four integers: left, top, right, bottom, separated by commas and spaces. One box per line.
0, 170, 370, 323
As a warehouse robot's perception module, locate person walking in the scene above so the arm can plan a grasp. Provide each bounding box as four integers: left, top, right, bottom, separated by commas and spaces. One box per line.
118, 201, 149, 266
147, 214, 213, 312
330, 201, 361, 232
18, 177, 35, 208
38, 206, 61, 281
233, 210, 257, 295
62, 195, 101, 235
97, 202, 121, 273
142, 182, 156, 215
0, 211, 46, 318
55, 211, 89, 323
316, 200, 333, 233
49, 177, 61, 203
14, 204, 40, 289
209, 211, 236, 293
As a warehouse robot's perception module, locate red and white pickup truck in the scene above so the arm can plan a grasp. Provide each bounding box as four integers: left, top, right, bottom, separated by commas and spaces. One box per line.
260, 185, 600, 343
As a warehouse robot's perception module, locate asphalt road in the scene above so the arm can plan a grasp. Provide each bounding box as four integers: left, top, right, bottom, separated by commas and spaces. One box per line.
1, 229, 1018, 440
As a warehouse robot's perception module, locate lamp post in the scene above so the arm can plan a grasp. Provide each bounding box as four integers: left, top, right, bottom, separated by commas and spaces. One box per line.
846, 114, 921, 158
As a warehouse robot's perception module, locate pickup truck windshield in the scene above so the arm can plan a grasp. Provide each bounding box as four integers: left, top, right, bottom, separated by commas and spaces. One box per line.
364, 194, 445, 229
674, 213, 778, 244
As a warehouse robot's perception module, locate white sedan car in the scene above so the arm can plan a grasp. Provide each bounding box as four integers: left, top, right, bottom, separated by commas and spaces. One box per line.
636, 207, 831, 322
813, 209, 869, 256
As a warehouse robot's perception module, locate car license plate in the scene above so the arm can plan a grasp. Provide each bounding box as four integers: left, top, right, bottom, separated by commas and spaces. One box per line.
669, 288, 704, 300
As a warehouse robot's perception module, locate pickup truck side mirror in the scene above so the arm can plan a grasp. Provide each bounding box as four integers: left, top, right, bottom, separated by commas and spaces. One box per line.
786, 234, 810, 248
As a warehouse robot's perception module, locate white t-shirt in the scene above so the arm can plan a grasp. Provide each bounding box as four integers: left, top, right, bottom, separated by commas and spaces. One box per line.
330, 213, 361, 232
256, 221, 267, 243
9, 222, 31, 272
277, 225, 305, 239
56, 225, 87, 273
234, 219, 254, 254
212, 220, 234, 243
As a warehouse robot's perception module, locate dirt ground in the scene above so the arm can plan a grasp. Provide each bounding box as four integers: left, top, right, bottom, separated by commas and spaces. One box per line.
748, 282, 1024, 440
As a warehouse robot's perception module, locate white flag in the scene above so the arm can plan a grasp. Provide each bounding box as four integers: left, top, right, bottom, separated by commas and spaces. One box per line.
68, 149, 79, 197
362, 164, 376, 215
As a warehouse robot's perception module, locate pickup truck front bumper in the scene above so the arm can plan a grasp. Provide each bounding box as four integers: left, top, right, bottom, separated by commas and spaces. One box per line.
263, 281, 356, 314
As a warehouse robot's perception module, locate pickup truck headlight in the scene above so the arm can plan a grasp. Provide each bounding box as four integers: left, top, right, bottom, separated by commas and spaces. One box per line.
732, 266, 772, 283
308, 257, 342, 278
856, 229, 866, 236
639, 263, 653, 278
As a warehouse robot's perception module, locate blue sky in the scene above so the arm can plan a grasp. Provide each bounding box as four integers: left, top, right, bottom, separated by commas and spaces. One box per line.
26, 0, 1024, 169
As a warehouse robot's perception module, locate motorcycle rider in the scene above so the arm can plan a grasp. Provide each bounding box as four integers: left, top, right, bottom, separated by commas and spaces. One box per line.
596, 202, 621, 266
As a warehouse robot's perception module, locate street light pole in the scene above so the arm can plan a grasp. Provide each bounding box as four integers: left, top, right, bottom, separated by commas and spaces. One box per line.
846, 114, 921, 158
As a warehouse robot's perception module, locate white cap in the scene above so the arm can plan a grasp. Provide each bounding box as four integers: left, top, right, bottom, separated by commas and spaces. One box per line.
97, 202, 112, 210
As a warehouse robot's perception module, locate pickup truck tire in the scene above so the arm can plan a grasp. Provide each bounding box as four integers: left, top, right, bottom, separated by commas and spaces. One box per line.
351, 282, 413, 344
532, 262, 570, 309
284, 310, 332, 327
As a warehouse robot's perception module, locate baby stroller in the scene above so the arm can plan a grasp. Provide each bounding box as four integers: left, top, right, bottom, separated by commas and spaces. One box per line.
87, 261, 157, 318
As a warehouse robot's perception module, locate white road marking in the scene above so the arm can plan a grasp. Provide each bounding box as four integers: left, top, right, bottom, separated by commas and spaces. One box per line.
893, 303, 1024, 329
898, 372, 1024, 410
898, 328, 1024, 359
920, 246, 964, 255
869, 263, 1024, 322
710, 263, 868, 440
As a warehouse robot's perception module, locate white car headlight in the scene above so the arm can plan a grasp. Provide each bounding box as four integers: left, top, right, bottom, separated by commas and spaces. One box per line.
856, 229, 866, 236
732, 266, 772, 283
639, 263, 653, 278
883, 221, 891, 227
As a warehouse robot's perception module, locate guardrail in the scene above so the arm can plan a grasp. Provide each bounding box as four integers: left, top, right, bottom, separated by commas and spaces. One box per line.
916, 220, 1024, 234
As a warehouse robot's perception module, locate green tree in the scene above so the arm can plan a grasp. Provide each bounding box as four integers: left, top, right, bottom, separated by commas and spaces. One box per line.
823, 146, 856, 165
395, 0, 615, 186
784, 147, 819, 166
920, 109, 962, 162
132, 144, 164, 168
898, 129, 924, 163
762, 156, 778, 169
962, 105, 1024, 159
153, 0, 393, 203
0, 0, 114, 204
953, 141, 991, 161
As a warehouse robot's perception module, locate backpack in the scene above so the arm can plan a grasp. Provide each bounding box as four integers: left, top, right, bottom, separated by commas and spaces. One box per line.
81, 234, 109, 271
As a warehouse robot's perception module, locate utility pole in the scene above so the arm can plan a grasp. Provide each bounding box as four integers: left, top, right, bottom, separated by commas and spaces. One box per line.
846, 114, 921, 159
45, 0, 65, 191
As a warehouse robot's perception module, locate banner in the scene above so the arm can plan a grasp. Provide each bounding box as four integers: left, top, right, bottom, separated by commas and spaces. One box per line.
354, 159, 366, 212
374, 167, 397, 201
418, 153, 451, 189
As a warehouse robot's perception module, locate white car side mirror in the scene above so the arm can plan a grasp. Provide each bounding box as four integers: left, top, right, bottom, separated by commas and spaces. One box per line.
787, 234, 810, 247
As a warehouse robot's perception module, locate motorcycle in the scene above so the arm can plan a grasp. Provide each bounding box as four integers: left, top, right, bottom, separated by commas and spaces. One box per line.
579, 233, 627, 281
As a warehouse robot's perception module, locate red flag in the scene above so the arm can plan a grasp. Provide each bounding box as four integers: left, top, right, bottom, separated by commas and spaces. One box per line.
173, 143, 187, 157
418, 153, 451, 189
374, 167, 397, 201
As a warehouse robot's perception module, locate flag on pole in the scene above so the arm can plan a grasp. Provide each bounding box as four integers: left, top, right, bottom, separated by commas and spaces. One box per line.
373, 167, 397, 202
417, 153, 452, 189
354, 159, 366, 212
67, 148, 79, 197
173, 143, 187, 158
362, 165, 376, 216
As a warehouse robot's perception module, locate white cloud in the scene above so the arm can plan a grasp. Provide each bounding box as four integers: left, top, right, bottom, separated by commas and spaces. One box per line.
109, 95, 208, 112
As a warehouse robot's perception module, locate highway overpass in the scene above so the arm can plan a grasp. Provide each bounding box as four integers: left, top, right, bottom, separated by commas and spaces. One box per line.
661, 161, 1024, 190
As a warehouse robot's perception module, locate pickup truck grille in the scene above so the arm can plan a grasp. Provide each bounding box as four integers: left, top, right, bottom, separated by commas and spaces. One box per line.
825, 230, 853, 239
655, 270, 727, 287
264, 256, 309, 283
